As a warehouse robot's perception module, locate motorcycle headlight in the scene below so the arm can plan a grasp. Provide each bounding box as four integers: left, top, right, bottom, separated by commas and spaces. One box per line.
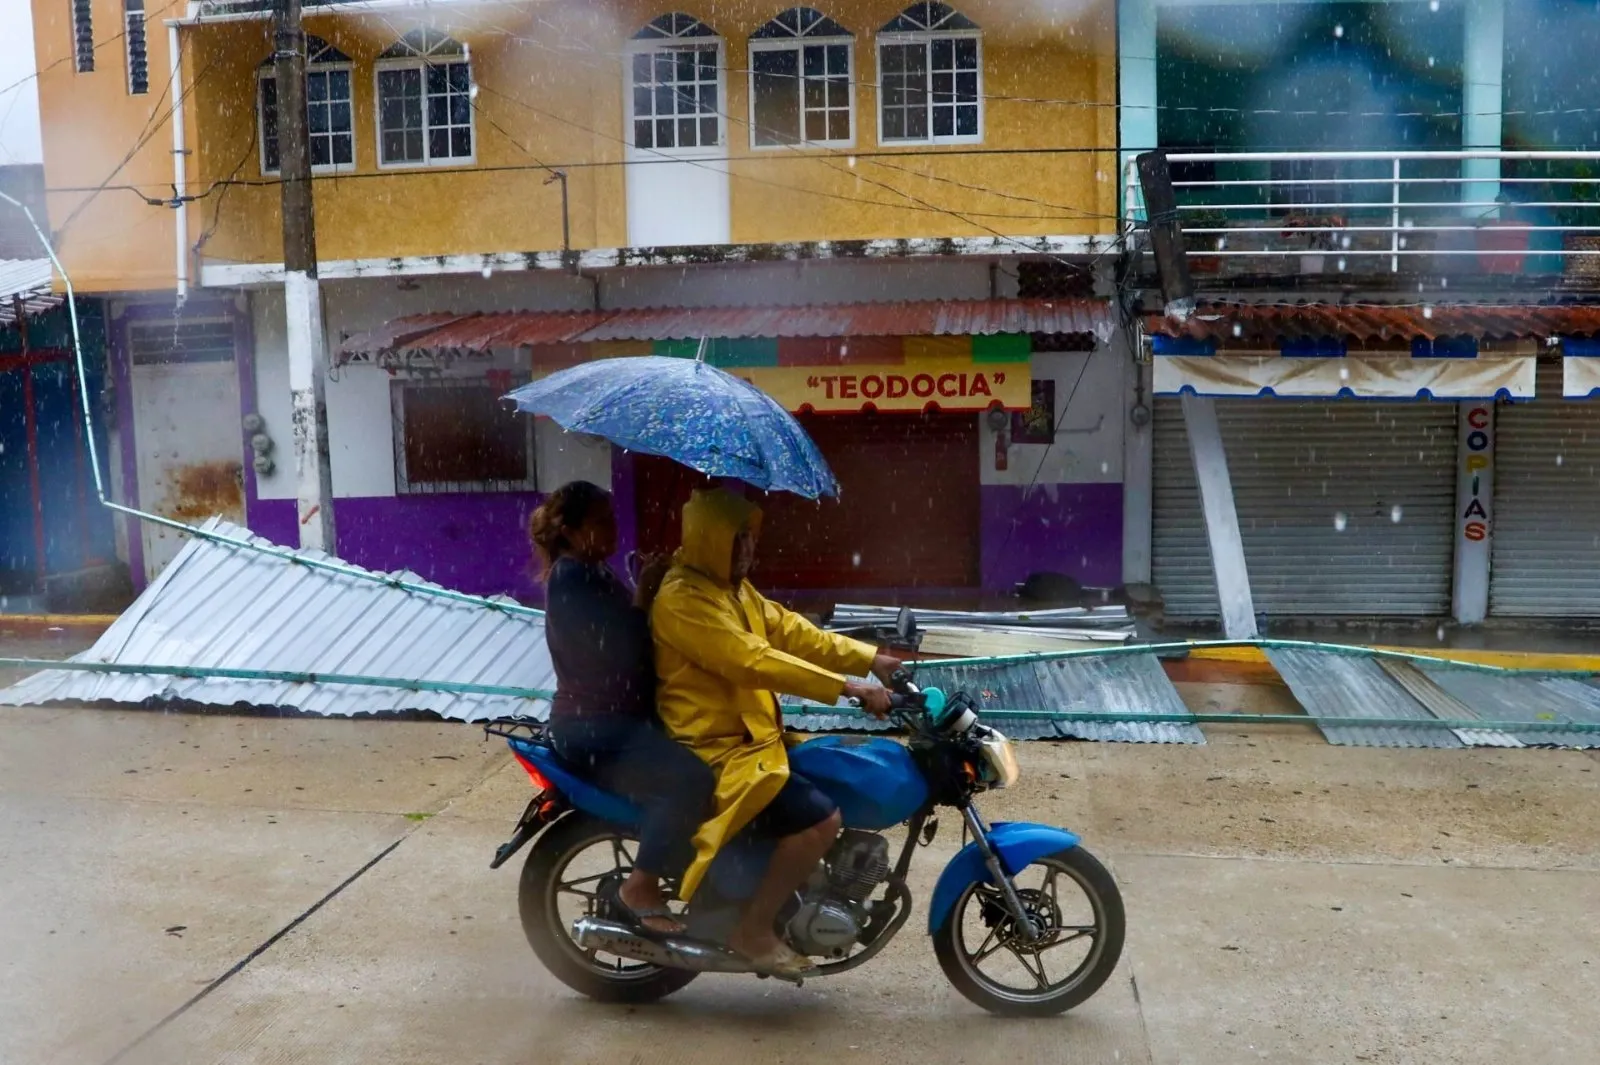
977, 729, 1020, 790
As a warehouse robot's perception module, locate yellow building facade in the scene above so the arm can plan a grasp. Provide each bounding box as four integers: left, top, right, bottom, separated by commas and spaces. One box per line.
35, 0, 1117, 292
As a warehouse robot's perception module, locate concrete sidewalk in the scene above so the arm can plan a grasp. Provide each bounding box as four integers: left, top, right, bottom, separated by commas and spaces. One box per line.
3, 703, 1597, 1065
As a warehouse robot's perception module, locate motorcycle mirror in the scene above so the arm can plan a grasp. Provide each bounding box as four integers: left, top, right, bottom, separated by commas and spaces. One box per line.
896, 606, 917, 640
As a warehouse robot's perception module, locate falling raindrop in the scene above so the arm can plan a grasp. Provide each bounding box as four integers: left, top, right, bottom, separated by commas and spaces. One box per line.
847, 156, 858, 168
1233, 322, 1243, 337
1430, 0, 1440, 10
1216, 237, 1228, 251
1428, 57, 1436, 68
1101, 461, 1110, 474
1340, 235, 1352, 249
1436, 625, 1447, 643
1333, 512, 1349, 532
1391, 504, 1404, 524
469, 84, 480, 100
482, 267, 493, 279
1337, 258, 1347, 271
1333, 24, 1345, 38
1422, 305, 1434, 319
851, 552, 862, 567
1557, 454, 1565, 467
1339, 366, 1350, 381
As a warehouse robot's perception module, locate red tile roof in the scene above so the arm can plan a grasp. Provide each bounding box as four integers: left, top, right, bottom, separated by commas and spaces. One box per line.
1145, 302, 1600, 343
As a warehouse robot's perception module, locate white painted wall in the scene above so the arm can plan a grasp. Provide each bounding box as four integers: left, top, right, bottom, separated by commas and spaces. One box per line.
251, 276, 614, 501
601, 257, 998, 308
979, 346, 1126, 488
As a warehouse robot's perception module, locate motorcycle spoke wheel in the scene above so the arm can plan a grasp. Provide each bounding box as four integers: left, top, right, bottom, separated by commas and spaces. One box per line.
547, 830, 658, 980
947, 852, 1115, 1009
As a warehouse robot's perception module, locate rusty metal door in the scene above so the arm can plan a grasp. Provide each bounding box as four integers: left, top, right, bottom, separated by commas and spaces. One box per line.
128, 319, 244, 581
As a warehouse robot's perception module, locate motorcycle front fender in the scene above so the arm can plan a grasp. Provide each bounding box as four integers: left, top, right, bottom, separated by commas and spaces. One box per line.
927, 821, 1081, 934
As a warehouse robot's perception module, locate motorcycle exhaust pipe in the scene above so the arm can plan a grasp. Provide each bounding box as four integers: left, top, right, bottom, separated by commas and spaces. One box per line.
572, 917, 754, 974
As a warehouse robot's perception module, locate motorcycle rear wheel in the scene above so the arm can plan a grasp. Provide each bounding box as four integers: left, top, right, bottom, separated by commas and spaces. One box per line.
933, 844, 1125, 1017
519, 813, 699, 1004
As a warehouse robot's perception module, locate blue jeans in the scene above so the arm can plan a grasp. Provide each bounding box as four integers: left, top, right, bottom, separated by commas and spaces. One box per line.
550, 715, 714, 878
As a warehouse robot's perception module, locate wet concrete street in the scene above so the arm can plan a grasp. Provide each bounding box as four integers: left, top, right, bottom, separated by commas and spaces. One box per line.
2, 700, 1597, 1065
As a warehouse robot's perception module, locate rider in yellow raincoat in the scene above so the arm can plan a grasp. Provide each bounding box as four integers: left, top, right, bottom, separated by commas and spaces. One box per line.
650, 487, 883, 906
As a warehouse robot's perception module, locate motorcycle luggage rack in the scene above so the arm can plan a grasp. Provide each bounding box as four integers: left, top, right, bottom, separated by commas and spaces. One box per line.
482, 716, 549, 743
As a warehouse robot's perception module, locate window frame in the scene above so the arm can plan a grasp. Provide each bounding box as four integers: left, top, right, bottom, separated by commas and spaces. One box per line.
374, 43, 477, 170
256, 61, 357, 177
124, 0, 148, 95
875, 28, 983, 146
623, 34, 728, 159
390, 376, 538, 496
747, 35, 856, 151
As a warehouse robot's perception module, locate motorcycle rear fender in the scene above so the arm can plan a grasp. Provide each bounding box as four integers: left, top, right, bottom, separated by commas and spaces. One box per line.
927, 821, 1081, 934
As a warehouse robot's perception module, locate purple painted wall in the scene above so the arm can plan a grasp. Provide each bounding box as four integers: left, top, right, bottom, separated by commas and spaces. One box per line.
251, 494, 545, 600
980, 483, 1124, 592
248, 455, 643, 603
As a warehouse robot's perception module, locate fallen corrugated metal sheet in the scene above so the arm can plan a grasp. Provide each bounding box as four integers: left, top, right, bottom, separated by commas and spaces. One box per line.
784, 654, 1204, 744
1147, 301, 1600, 343
338, 298, 1114, 360
1376, 660, 1523, 747
1414, 665, 1600, 749
0, 518, 554, 721
1267, 648, 1465, 748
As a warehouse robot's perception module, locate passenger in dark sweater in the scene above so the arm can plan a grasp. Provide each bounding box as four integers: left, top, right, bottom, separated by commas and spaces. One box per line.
531, 481, 713, 934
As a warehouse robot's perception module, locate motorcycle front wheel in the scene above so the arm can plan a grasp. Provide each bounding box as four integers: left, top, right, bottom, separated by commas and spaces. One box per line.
519, 813, 698, 1004
932, 844, 1125, 1017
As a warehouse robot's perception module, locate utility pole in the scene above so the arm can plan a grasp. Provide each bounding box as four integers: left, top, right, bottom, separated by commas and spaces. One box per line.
273, 0, 336, 552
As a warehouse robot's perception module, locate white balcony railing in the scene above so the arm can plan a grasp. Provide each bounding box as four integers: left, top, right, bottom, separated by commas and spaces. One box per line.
1123, 150, 1600, 277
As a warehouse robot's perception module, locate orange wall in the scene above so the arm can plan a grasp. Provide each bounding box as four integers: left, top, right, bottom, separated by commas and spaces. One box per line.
36, 0, 1118, 291
32, 0, 185, 291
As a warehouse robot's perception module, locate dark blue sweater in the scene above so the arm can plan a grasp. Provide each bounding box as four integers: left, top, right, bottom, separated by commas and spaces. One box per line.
544, 556, 656, 723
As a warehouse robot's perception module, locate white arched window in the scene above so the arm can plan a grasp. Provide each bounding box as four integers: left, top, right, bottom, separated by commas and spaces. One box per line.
257, 36, 354, 176
627, 13, 725, 153
376, 29, 474, 167
749, 8, 854, 148
877, 2, 981, 144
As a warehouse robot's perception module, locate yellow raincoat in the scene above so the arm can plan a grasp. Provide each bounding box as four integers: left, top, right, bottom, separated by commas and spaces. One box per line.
650, 488, 878, 899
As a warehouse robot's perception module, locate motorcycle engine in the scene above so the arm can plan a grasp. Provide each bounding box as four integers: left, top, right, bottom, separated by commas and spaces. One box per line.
786, 830, 892, 959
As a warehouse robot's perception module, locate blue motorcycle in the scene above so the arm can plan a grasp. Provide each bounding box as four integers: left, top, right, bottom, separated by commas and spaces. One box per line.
485, 673, 1125, 1016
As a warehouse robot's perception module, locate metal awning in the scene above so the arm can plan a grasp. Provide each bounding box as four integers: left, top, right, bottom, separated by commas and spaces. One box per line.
1144, 301, 1569, 400
337, 298, 1114, 363
0, 259, 59, 324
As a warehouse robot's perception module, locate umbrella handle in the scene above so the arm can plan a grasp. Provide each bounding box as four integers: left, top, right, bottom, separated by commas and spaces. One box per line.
623, 549, 642, 584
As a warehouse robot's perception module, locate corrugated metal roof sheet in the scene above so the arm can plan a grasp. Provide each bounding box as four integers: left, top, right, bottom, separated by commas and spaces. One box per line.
0, 258, 58, 323
338, 299, 1114, 361
0, 519, 553, 721
1415, 665, 1600, 749
783, 654, 1204, 744
1146, 302, 1600, 343
1266, 648, 1465, 748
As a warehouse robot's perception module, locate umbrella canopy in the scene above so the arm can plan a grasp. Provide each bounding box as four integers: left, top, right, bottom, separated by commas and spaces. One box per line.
503, 356, 839, 499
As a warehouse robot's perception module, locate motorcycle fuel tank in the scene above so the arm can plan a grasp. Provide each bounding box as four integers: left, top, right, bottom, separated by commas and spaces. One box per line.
788, 736, 929, 831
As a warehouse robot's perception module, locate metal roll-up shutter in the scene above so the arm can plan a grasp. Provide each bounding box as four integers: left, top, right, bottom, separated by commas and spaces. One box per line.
1490, 361, 1600, 617
1153, 398, 1458, 619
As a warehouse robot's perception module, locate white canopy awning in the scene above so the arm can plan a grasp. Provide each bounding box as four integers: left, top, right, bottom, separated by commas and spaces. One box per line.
1153, 354, 1535, 400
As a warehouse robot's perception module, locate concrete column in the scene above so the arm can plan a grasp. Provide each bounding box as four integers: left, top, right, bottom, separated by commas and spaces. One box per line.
1181, 395, 1258, 639
1122, 355, 1153, 585
1119, 0, 1159, 210
285, 272, 336, 552
1462, 0, 1505, 213
1453, 400, 1495, 624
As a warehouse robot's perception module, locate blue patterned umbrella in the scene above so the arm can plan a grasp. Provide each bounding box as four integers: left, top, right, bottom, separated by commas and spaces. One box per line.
503, 355, 839, 499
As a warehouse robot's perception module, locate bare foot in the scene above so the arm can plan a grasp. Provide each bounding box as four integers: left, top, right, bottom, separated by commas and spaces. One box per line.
619, 877, 684, 935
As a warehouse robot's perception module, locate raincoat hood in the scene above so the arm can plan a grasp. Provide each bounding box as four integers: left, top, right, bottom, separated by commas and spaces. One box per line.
675, 487, 762, 586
